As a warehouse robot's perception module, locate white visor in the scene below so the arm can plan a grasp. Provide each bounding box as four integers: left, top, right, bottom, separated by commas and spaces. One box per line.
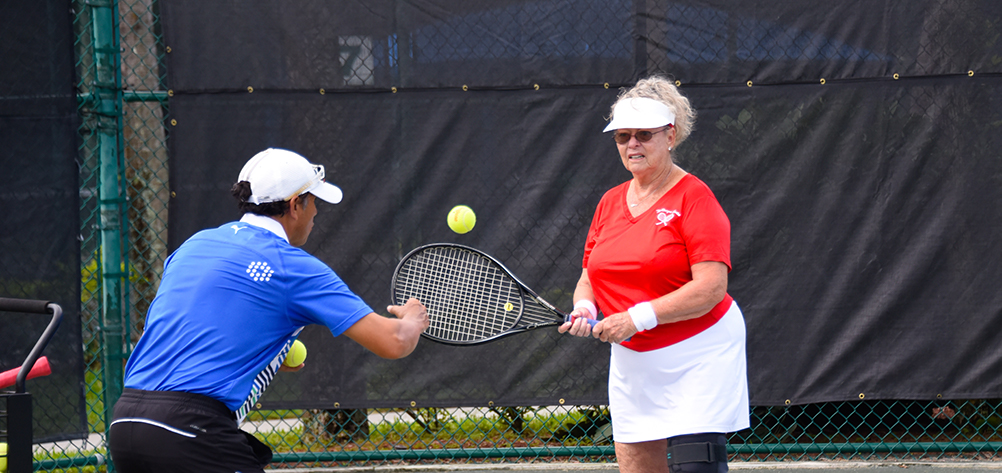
603, 97, 676, 132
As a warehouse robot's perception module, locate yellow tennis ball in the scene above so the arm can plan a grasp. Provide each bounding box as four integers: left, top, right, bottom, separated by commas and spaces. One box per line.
0, 442, 6, 473
448, 205, 476, 234
283, 340, 307, 367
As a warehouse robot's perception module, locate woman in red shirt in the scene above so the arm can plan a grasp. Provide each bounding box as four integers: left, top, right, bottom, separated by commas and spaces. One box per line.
559, 76, 749, 473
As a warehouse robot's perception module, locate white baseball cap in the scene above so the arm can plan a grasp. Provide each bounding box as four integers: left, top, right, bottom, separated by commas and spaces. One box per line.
603, 97, 676, 132
238, 148, 343, 204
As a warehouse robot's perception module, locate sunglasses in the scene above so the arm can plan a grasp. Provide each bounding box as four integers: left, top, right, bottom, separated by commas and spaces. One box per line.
613, 125, 672, 144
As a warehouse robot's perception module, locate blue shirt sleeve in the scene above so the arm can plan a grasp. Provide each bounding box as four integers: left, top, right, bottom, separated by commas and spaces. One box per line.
280, 248, 373, 335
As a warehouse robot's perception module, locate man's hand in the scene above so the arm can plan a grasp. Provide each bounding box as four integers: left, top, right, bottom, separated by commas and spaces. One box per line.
388, 297, 430, 331
278, 363, 304, 372
345, 298, 429, 359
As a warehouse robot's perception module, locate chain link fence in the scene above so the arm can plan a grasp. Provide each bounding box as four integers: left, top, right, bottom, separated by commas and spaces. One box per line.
15, 0, 1001, 470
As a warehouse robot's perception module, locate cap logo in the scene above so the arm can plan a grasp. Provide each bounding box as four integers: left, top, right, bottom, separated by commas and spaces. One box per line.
280, 164, 325, 202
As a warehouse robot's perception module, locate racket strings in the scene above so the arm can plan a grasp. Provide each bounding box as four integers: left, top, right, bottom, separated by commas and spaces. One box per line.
519, 297, 564, 327
395, 247, 522, 342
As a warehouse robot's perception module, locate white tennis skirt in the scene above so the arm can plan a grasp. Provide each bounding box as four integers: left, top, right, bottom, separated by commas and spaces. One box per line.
608, 300, 750, 443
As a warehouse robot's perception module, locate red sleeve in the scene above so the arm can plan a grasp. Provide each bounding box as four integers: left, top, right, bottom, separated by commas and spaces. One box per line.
682, 194, 732, 271
582, 185, 620, 269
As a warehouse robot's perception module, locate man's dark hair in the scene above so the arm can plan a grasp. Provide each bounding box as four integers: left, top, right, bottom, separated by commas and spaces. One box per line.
231, 181, 291, 216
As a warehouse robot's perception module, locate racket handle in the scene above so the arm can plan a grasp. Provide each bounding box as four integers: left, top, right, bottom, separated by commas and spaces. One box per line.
563, 314, 630, 342
563, 314, 599, 327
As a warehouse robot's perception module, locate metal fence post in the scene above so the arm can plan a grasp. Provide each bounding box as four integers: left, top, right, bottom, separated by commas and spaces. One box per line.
89, 0, 129, 459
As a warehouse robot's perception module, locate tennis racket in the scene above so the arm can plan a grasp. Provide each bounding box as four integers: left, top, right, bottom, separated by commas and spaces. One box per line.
391, 243, 596, 345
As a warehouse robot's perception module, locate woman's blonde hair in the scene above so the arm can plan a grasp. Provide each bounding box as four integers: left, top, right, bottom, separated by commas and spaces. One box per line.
612, 75, 696, 147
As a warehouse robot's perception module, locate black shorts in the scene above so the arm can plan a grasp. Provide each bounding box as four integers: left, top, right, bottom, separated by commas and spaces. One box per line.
109, 388, 272, 473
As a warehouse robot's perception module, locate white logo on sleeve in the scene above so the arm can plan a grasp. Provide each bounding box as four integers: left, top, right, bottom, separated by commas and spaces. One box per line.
656, 208, 681, 226
231, 224, 247, 234
246, 261, 275, 282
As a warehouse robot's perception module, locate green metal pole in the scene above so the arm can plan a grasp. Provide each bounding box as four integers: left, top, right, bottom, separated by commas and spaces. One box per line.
90, 0, 129, 464
78, 90, 169, 106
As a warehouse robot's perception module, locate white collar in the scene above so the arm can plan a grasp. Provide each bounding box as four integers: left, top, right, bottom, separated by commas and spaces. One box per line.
239, 213, 289, 243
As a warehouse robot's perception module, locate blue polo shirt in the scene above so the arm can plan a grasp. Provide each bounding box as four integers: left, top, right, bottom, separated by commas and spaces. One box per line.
124, 215, 372, 413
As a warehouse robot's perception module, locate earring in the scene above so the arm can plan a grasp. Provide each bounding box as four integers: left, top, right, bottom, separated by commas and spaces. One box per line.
668, 146, 673, 151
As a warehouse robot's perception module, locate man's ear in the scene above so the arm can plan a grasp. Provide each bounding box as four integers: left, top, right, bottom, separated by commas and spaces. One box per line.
287, 195, 303, 217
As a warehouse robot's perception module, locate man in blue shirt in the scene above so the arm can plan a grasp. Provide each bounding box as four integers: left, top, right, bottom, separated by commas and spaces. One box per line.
108, 148, 429, 472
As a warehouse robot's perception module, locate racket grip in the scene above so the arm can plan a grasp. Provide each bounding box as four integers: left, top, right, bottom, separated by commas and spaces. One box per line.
564, 314, 598, 327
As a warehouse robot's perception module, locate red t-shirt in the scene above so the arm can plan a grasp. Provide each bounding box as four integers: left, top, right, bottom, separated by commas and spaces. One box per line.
583, 173, 734, 352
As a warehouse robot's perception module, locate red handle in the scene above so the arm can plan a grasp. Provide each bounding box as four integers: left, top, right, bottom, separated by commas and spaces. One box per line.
0, 356, 51, 390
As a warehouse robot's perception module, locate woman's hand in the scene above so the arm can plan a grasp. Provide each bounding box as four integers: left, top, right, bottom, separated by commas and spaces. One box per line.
591, 311, 638, 344
558, 307, 596, 337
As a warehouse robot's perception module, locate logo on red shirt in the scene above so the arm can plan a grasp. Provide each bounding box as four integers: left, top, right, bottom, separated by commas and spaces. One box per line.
655, 208, 681, 226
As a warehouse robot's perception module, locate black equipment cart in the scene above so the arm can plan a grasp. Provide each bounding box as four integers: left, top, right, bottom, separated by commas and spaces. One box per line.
0, 298, 63, 473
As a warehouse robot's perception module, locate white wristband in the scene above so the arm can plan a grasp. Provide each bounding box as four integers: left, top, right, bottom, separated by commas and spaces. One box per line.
628, 301, 658, 332
573, 300, 598, 319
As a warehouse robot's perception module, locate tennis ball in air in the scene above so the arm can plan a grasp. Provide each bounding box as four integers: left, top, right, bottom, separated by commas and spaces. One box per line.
0, 442, 6, 473
283, 340, 307, 367
448, 205, 476, 234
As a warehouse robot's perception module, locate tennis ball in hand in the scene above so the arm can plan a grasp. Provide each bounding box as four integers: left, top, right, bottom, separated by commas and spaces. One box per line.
448, 205, 476, 234
283, 340, 307, 367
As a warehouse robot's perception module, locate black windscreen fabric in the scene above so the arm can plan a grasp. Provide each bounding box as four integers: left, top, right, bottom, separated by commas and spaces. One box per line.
162, 1, 1002, 407
689, 77, 1002, 404
160, 0, 633, 91
643, 0, 1002, 83
0, 1, 86, 441
160, 0, 1002, 91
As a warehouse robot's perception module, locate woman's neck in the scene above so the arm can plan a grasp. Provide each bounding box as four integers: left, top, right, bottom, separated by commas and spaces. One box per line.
628, 164, 681, 209
634, 163, 675, 194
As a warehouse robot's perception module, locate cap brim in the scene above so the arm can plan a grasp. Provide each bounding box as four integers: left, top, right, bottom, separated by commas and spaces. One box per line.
310, 182, 343, 204
603, 116, 673, 132
602, 97, 676, 132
